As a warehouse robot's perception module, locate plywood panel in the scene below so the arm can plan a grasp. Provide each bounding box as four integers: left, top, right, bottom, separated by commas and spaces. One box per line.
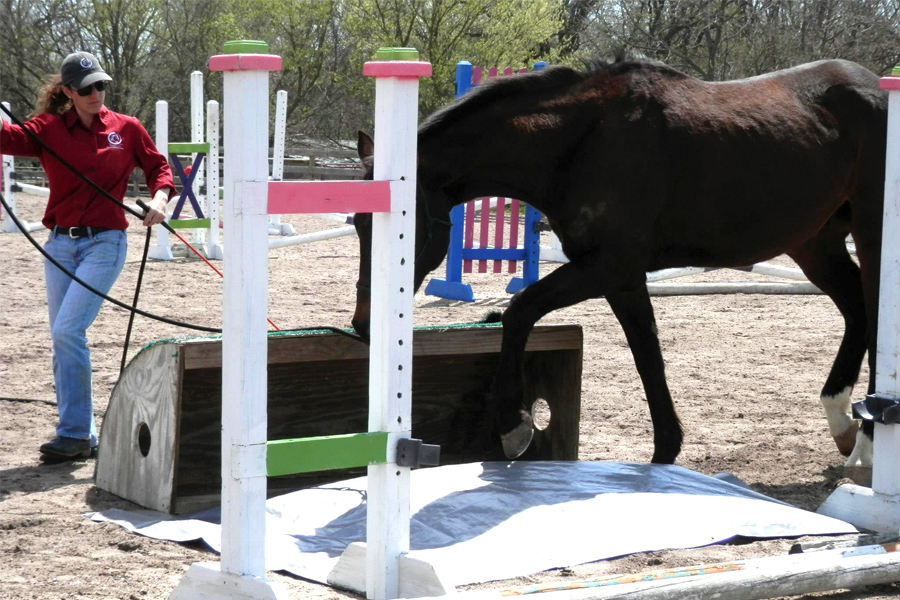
96, 343, 182, 512
97, 324, 583, 513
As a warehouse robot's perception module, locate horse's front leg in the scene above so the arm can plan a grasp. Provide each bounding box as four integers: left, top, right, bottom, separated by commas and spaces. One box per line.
604, 286, 682, 463
494, 254, 646, 458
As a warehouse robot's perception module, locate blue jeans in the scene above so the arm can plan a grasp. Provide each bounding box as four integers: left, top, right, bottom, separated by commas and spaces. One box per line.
44, 229, 127, 446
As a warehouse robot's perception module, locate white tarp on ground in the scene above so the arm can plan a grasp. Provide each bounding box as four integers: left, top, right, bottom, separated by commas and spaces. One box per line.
91, 461, 857, 587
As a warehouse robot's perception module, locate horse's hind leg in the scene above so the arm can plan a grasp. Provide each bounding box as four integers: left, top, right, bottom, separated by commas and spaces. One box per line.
605, 286, 683, 463
787, 215, 867, 457
845, 164, 885, 468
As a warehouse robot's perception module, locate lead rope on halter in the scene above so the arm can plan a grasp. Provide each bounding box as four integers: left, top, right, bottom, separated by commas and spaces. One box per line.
0, 104, 364, 357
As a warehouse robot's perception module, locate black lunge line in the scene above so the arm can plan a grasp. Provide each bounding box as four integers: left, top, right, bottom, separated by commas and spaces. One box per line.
0, 191, 220, 333
121, 226, 153, 372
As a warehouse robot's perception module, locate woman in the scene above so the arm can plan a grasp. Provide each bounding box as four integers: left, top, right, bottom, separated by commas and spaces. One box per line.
0, 51, 174, 462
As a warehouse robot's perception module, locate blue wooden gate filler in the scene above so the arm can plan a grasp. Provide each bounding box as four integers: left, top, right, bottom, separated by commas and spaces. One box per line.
425, 61, 546, 302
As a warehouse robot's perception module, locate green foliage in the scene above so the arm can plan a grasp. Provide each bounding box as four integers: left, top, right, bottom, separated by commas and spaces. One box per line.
4, 0, 900, 144
342, 0, 563, 123
225, 0, 348, 142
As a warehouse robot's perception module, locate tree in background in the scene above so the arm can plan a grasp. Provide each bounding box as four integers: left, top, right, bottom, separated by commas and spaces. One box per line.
1, 0, 84, 115
73, 0, 162, 118
579, 0, 900, 81
227, 0, 354, 145
3, 0, 900, 145
342, 0, 563, 124
150, 0, 238, 139
0, 0, 230, 135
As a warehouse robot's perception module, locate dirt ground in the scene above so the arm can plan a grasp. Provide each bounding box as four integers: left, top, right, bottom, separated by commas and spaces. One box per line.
1, 191, 897, 600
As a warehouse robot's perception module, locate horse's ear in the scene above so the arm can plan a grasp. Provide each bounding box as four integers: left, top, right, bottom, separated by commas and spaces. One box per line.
357, 130, 374, 160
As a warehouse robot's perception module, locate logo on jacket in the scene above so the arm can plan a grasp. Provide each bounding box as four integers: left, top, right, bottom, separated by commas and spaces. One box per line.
107, 132, 123, 149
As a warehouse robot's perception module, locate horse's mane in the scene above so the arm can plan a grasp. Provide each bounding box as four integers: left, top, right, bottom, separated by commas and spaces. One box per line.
418, 52, 688, 140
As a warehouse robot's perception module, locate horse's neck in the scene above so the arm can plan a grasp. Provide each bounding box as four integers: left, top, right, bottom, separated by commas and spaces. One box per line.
421, 133, 550, 210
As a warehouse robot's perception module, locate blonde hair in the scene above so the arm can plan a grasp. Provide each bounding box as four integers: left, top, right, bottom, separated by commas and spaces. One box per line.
32, 74, 71, 117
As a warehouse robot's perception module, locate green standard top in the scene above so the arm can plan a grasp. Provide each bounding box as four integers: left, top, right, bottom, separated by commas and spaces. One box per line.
374, 47, 419, 61
222, 40, 270, 54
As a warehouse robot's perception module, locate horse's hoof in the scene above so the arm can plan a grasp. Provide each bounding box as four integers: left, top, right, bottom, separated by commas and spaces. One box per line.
501, 414, 534, 459
843, 426, 873, 469
833, 421, 859, 457
650, 454, 677, 465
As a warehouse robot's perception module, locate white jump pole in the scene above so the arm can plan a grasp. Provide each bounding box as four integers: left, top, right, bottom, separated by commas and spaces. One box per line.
433, 547, 900, 600
541, 230, 567, 263
150, 93, 222, 260
266, 47, 438, 600
267, 224, 355, 249
268, 90, 295, 236
168, 42, 288, 600
206, 99, 223, 259
188, 71, 209, 256
14, 183, 51, 198
2, 101, 20, 233
817, 70, 900, 532
149, 101, 174, 260
170, 42, 439, 600
647, 282, 821, 295
1, 101, 45, 233
364, 50, 423, 600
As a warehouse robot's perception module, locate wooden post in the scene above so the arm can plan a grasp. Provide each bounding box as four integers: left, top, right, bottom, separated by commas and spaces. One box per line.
168, 40, 287, 600
818, 70, 900, 533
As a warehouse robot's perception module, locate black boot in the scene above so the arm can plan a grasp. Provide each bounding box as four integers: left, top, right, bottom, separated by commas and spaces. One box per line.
39, 436, 95, 462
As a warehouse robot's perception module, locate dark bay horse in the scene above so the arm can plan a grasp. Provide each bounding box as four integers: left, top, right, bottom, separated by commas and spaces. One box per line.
352, 56, 887, 466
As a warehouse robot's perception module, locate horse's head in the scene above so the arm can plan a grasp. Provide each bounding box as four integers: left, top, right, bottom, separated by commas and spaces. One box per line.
351, 131, 452, 341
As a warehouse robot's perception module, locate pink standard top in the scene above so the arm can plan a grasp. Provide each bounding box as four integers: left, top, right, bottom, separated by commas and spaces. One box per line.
879, 76, 900, 91
209, 54, 283, 72
363, 61, 432, 79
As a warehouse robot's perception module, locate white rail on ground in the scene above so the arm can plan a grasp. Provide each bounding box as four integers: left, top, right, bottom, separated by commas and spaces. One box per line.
425, 544, 900, 600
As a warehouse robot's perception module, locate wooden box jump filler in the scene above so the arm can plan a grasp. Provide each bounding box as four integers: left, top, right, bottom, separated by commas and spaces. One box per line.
95, 323, 583, 514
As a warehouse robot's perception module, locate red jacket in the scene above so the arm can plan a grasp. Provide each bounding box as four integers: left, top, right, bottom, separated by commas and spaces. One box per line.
0, 106, 174, 230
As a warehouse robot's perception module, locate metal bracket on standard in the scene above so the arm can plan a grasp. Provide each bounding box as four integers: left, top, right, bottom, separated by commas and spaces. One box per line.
853, 394, 900, 424
396, 438, 440, 468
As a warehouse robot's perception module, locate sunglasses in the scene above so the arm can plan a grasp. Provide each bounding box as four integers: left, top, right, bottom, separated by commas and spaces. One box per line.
74, 81, 108, 97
